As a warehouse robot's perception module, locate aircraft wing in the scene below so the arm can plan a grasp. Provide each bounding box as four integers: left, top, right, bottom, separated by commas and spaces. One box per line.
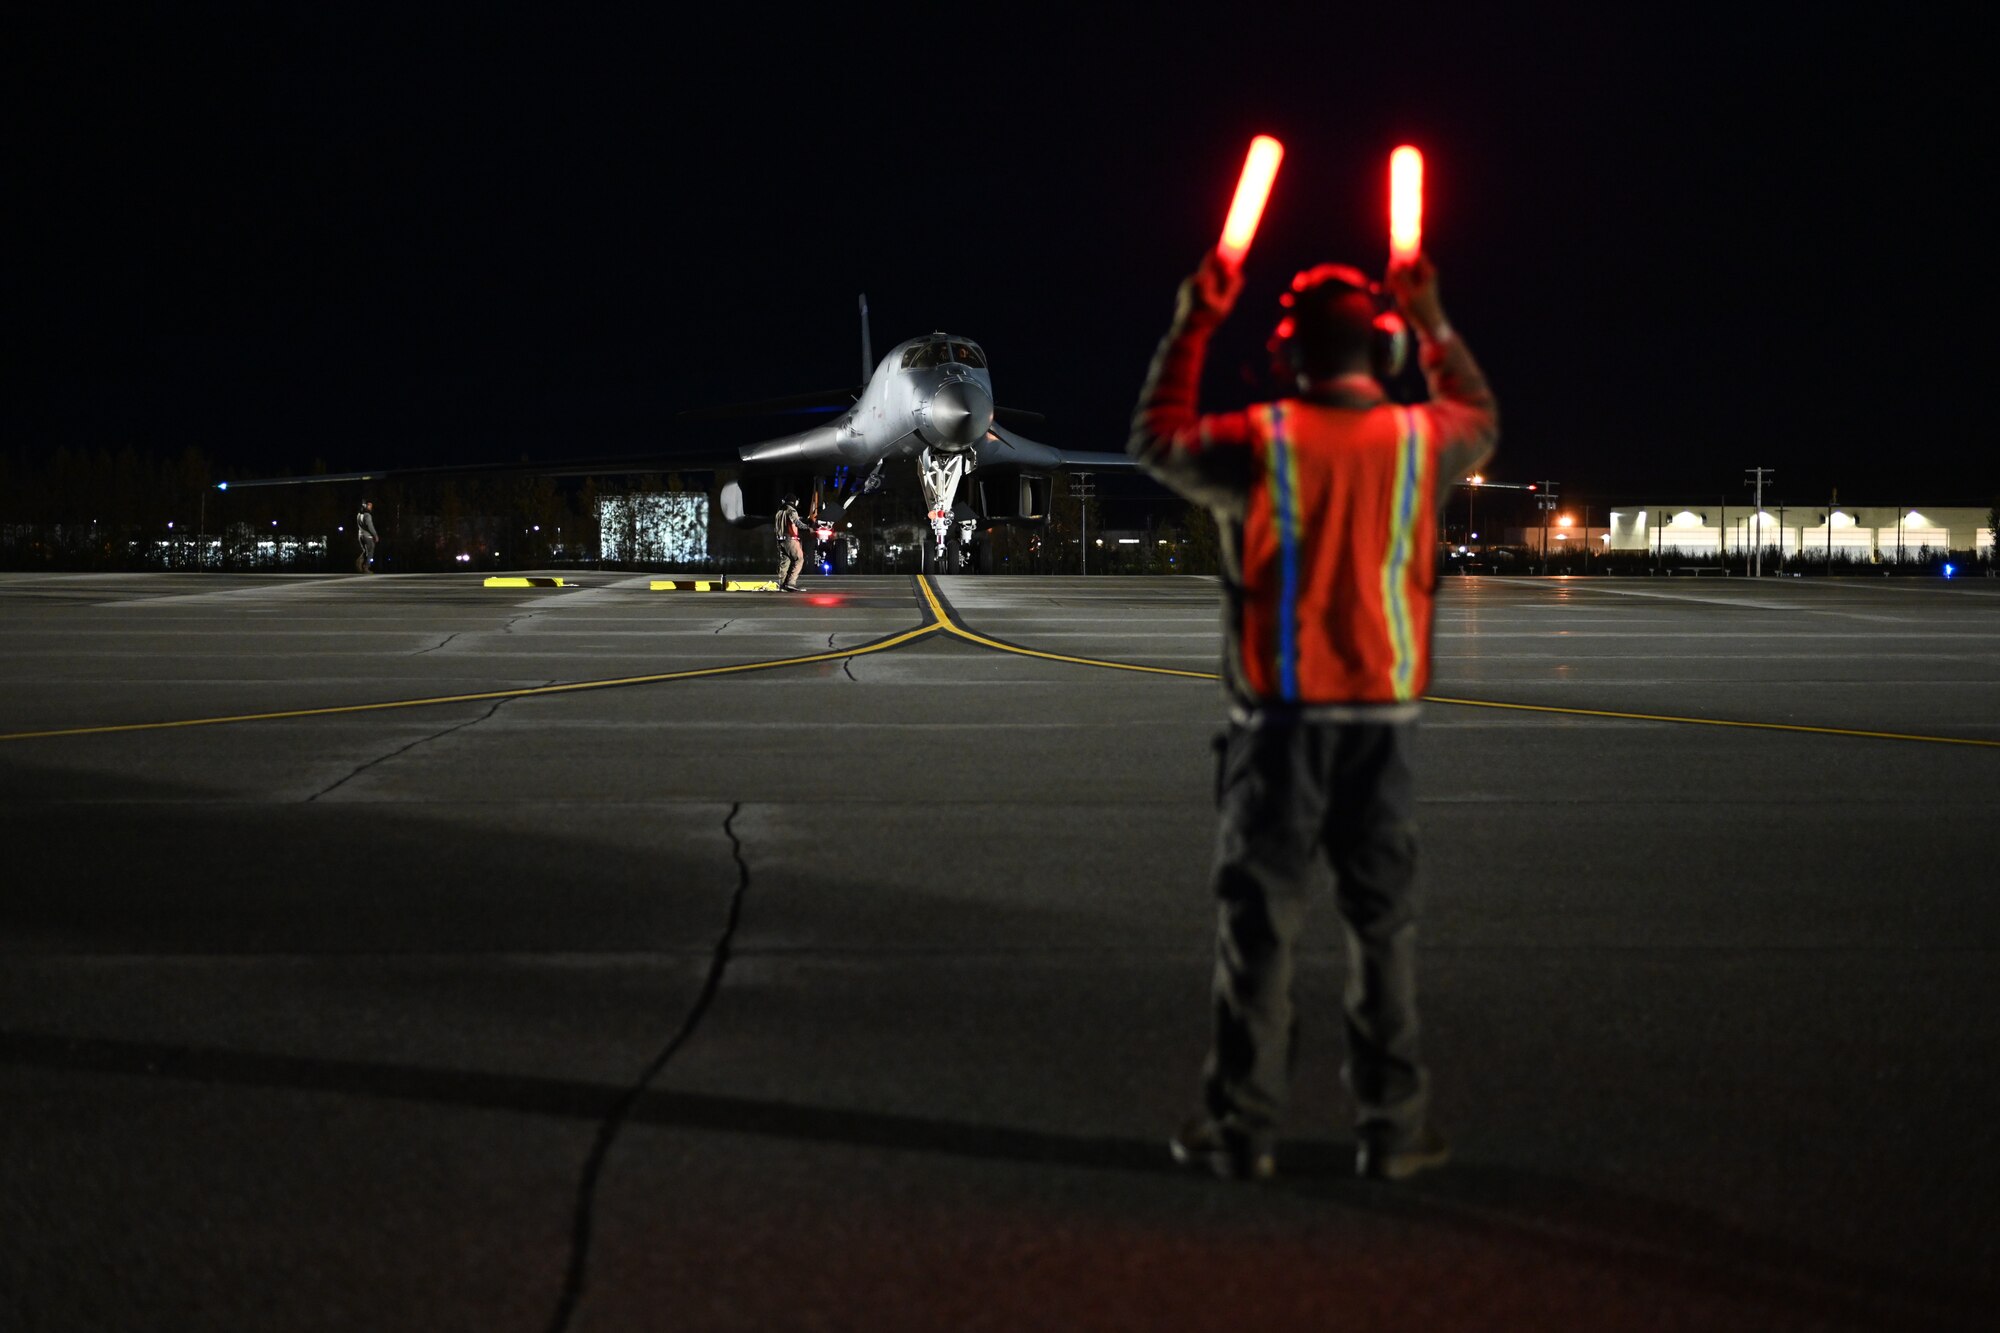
677, 386, 860, 421
214, 446, 748, 490
214, 423, 872, 490
1045, 448, 1140, 469
974, 423, 1140, 472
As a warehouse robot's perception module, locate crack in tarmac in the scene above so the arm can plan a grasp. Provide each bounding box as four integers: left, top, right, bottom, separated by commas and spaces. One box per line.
414, 606, 540, 656
305, 696, 517, 801
544, 801, 750, 1333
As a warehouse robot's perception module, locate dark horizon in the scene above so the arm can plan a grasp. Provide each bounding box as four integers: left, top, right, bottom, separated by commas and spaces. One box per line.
7, 8, 1995, 508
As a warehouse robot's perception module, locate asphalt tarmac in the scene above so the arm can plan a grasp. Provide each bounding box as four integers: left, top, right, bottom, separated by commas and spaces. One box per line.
2, 570, 1996, 1331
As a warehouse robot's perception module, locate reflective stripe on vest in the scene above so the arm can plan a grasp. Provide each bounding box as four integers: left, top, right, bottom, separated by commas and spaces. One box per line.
1382, 407, 1428, 701
1264, 401, 1303, 699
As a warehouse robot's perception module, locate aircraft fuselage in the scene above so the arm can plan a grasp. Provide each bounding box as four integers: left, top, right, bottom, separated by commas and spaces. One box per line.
737, 334, 995, 470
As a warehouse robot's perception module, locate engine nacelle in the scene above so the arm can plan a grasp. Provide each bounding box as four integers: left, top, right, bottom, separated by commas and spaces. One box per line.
968, 468, 1051, 523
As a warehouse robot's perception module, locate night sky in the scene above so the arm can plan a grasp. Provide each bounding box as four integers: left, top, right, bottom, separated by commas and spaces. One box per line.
7, 6, 1993, 510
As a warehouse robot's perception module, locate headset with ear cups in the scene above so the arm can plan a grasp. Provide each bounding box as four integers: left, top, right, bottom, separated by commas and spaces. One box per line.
1269, 262, 1410, 383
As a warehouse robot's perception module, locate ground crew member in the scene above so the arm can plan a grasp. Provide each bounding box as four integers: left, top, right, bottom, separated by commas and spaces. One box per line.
774, 491, 817, 591
356, 499, 379, 574
1129, 247, 1497, 1182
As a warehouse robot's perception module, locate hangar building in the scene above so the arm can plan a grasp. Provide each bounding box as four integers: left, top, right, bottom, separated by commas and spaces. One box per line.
1602, 504, 1992, 560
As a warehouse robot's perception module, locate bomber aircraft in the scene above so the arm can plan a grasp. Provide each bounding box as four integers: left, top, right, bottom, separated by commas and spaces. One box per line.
216, 296, 1135, 573
700, 298, 1136, 571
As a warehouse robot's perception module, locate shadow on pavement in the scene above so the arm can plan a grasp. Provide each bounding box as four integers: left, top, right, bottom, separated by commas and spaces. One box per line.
0, 1027, 1981, 1331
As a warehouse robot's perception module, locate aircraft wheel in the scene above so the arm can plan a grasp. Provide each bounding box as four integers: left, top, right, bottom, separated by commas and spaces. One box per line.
975, 539, 994, 574
920, 537, 936, 575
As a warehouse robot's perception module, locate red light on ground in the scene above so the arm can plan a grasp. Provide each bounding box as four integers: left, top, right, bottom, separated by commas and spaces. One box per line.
807, 594, 842, 607
1217, 135, 1284, 270
1389, 145, 1423, 264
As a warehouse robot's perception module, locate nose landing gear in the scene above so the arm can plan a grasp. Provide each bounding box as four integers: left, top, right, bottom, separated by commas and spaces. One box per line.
917, 446, 971, 575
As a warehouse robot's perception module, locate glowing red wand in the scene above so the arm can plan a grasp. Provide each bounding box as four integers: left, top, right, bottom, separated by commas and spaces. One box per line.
1217, 135, 1284, 270
1389, 144, 1424, 264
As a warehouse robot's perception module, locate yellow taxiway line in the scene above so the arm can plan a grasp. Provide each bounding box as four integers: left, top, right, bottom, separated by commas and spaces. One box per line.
0, 623, 941, 742
1420, 695, 2000, 748
2, 575, 1992, 749
912, 574, 1216, 680
911, 576, 2000, 749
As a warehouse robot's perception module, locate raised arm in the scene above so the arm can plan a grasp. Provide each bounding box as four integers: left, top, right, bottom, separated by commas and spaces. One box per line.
1385, 255, 1499, 503
1126, 250, 1258, 513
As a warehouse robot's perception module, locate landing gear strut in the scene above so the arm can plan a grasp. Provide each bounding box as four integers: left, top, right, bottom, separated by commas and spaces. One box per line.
918, 446, 970, 576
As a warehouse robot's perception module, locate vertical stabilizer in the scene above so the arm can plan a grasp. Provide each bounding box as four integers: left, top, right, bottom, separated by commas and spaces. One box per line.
859, 293, 873, 382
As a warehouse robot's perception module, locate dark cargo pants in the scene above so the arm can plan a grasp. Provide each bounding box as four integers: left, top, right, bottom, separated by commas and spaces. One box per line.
1202, 717, 1428, 1140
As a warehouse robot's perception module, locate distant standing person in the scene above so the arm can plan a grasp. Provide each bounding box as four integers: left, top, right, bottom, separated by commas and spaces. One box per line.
774, 491, 816, 592
1128, 248, 1497, 1182
356, 499, 379, 574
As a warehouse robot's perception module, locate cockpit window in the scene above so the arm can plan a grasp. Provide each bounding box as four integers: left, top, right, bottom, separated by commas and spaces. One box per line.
900, 342, 951, 370
950, 342, 986, 368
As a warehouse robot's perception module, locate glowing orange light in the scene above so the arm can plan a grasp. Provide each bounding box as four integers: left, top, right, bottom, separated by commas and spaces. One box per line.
1389, 145, 1424, 264
807, 594, 842, 607
1217, 135, 1284, 269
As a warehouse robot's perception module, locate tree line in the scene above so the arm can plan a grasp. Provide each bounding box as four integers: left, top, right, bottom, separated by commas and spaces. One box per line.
0, 445, 612, 571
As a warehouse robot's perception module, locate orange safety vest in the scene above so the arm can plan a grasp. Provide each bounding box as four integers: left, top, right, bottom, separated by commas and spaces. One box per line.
1238, 400, 1439, 705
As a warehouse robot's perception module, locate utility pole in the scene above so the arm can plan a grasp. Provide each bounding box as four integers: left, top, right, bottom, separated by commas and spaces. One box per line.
1745, 467, 1774, 578
1535, 481, 1559, 571
1070, 472, 1095, 575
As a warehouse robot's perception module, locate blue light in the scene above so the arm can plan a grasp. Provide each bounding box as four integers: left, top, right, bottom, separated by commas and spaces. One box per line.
1943, 564, 1955, 578
217, 481, 229, 491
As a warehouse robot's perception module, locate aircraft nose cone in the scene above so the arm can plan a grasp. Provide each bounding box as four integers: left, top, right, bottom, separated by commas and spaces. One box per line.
928, 378, 993, 449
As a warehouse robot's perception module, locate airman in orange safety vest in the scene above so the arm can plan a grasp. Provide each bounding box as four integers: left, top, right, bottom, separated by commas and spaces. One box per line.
1130, 248, 1497, 1182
